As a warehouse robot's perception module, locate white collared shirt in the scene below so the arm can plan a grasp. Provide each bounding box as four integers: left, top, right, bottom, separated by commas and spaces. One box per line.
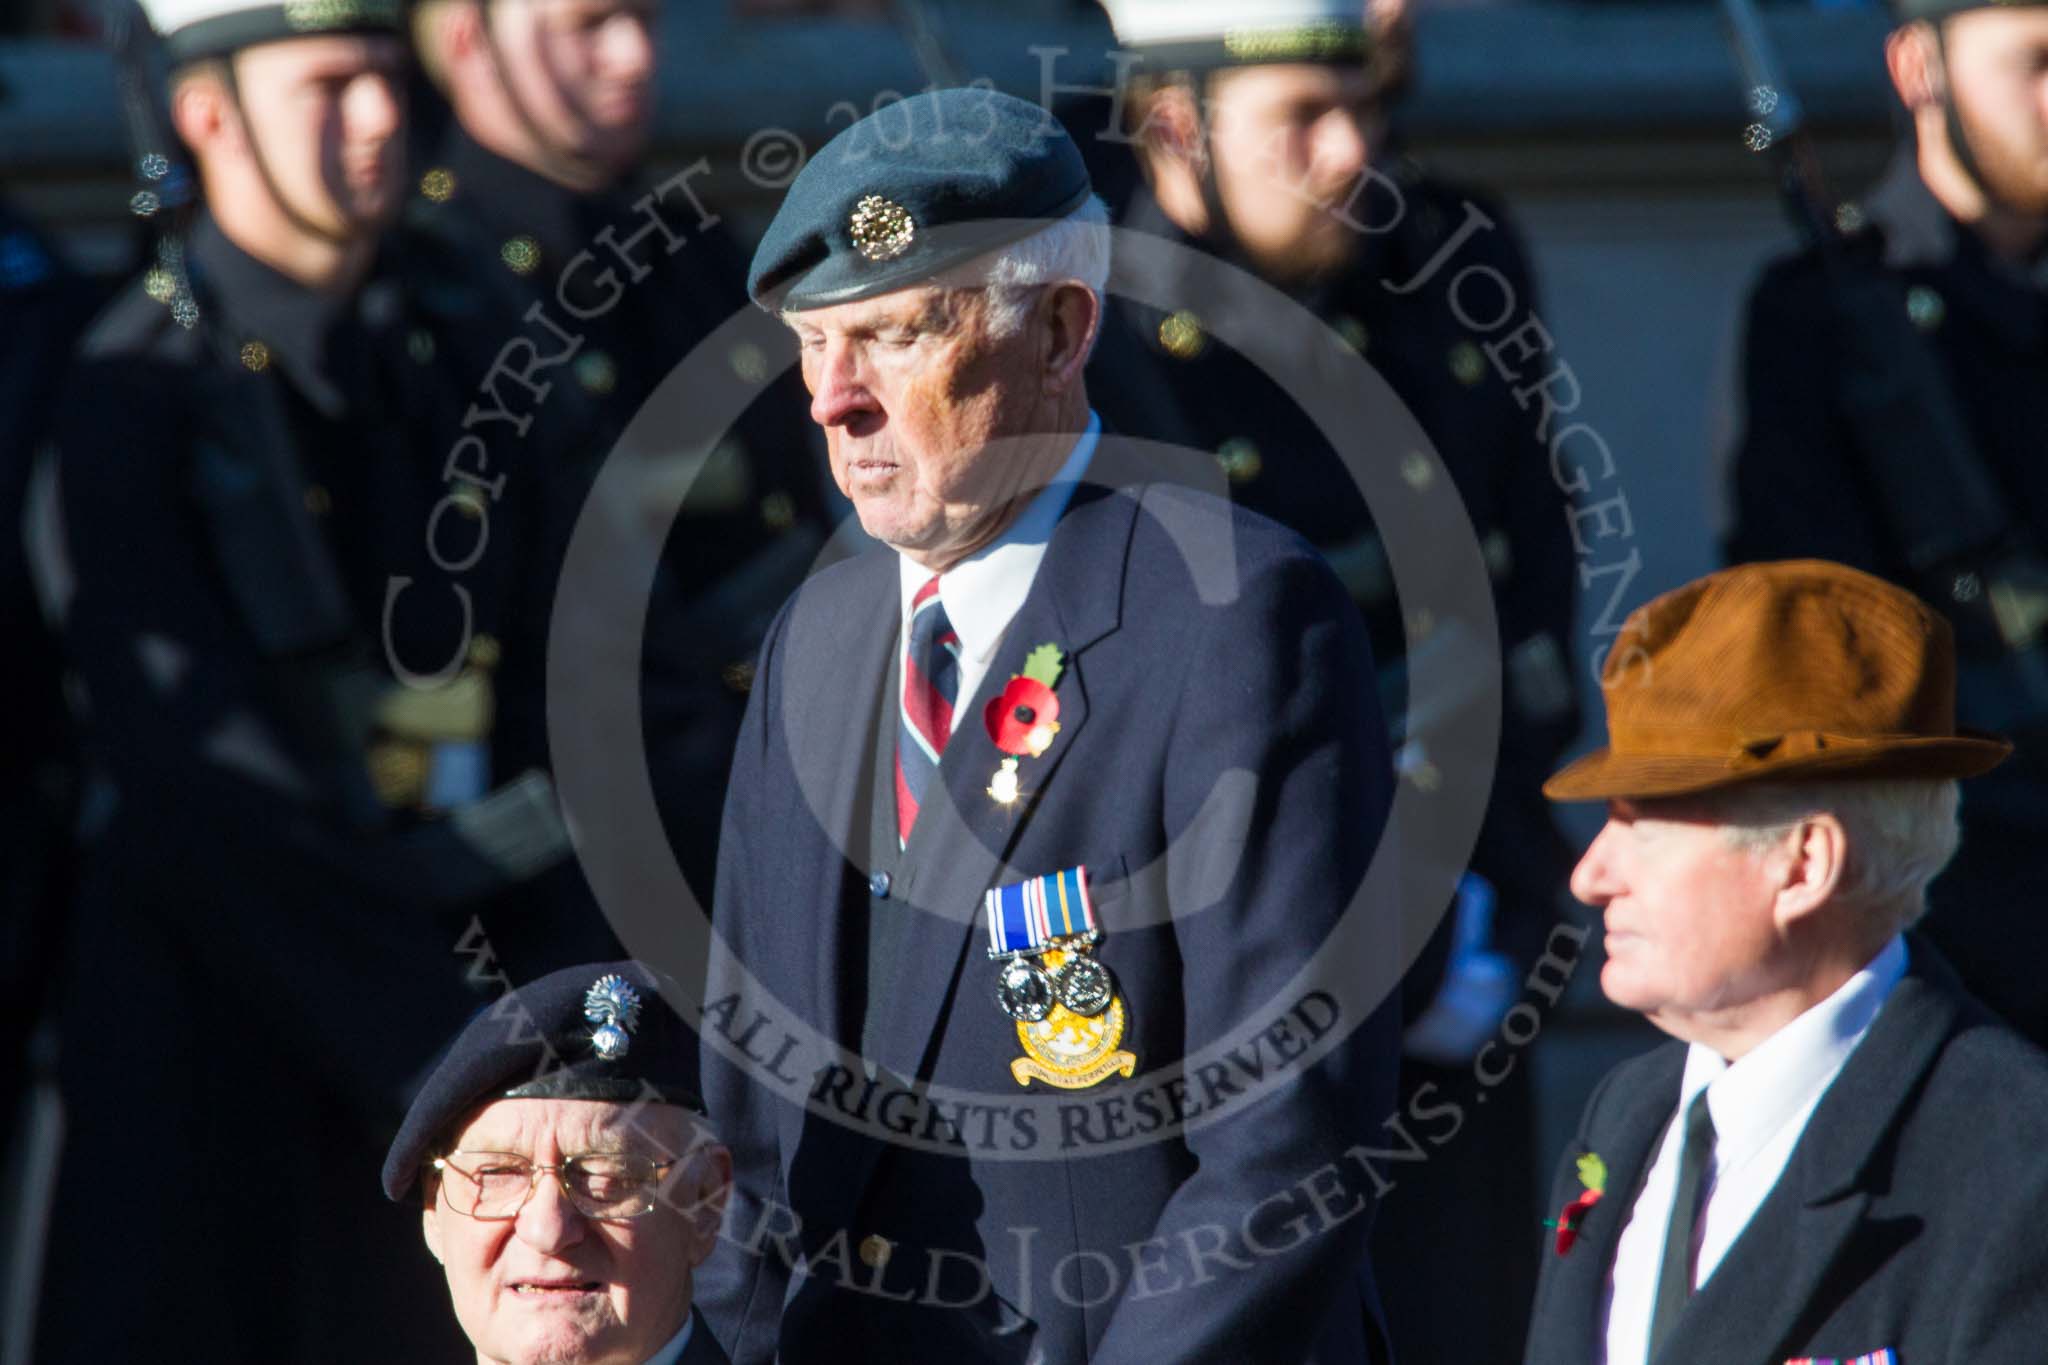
642, 1312, 694, 1365
894, 414, 1101, 717
1598, 935, 1909, 1365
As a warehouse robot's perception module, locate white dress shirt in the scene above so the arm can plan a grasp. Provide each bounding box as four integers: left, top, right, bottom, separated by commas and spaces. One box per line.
894, 413, 1101, 717
1599, 935, 1909, 1365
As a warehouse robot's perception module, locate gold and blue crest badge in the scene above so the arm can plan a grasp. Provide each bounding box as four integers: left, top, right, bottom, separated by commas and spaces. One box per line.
984, 867, 1136, 1089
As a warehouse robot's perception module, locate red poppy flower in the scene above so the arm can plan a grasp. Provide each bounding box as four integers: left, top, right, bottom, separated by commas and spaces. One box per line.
1552, 1188, 1602, 1255
984, 677, 1060, 757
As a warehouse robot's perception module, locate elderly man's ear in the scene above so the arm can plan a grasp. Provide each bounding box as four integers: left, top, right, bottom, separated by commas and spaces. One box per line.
1768, 813, 1850, 934
422, 1195, 446, 1267
1035, 282, 1100, 398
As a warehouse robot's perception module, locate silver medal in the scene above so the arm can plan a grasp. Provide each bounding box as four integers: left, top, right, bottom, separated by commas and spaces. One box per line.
1052, 954, 1114, 1017
995, 957, 1055, 1022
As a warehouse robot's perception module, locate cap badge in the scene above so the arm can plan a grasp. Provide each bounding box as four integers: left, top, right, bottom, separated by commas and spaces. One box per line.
850, 195, 916, 263
583, 974, 643, 1062
284, 0, 399, 32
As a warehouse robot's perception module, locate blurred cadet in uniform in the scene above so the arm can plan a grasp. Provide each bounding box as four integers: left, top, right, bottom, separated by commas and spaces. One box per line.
25, 0, 578, 1357
1083, 2, 1581, 1359
0, 175, 100, 1143
383, 961, 733, 1365
1725, 0, 2048, 1044
404, 0, 830, 918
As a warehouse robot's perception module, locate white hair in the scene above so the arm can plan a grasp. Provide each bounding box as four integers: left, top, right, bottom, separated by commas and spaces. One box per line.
959, 194, 1112, 341
1708, 778, 1961, 934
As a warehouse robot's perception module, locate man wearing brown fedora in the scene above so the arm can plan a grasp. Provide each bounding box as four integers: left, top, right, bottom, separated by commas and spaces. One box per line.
1523, 559, 2048, 1365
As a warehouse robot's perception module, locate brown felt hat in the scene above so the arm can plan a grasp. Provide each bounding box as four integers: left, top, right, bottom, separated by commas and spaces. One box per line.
1544, 559, 2011, 802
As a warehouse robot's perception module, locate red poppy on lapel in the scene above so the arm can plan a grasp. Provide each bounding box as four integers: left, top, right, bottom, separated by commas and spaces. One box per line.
986, 676, 1061, 757
1546, 1151, 1607, 1255
1551, 1188, 1602, 1255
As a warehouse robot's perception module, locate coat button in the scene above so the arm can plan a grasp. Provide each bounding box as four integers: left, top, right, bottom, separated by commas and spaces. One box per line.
858, 1234, 892, 1269
869, 871, 891, 899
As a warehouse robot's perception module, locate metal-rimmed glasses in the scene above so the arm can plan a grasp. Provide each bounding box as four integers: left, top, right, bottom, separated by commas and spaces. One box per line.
432, 1151, 678, 1220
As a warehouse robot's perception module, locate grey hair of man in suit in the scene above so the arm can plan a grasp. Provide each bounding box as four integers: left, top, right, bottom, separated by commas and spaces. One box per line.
1710, 779, 1962, 934
1570, 778, 1962, 1062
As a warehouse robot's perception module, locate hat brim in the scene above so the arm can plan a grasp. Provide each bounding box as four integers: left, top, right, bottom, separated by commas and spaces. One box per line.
1542, 731, 2013, 802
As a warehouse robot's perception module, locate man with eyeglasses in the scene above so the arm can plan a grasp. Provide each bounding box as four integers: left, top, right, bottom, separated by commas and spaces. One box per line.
384, 960, 734, 1365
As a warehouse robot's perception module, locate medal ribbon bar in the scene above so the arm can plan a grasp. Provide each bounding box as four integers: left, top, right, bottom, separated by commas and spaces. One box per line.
985, 866, 1097, 959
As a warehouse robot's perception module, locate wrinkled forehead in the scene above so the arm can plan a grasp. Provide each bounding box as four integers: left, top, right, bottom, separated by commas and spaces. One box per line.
1610, 794, 1730, 829
785, 282, 974, 337
446, 1096, 686, 1154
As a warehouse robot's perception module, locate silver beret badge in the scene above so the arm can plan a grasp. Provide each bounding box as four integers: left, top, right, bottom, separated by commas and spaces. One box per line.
583, 974, 643, 1062
849, 195, 916, 262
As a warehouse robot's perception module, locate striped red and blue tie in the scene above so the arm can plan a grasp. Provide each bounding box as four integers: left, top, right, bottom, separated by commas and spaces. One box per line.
896, 575, 960, 846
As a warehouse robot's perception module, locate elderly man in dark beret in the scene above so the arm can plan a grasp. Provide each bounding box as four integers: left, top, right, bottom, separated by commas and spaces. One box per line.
699, 87, 1401, 1365
386, 961, 733, 1365
1524, 560, 2048, 1365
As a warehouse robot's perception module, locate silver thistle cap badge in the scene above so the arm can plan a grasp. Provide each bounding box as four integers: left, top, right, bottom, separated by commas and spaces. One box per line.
583, 973, 643, 1062
849, 195, 916, 262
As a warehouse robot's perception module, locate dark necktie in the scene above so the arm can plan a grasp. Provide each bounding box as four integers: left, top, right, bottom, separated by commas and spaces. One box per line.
895, 575, 958, 846
1648, 1090, 1716, 1359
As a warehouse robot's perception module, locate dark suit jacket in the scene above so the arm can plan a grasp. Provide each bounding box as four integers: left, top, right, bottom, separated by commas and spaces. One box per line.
677, 1312, 730, 1365
698, 443, 1401, 1364
1524, 940, 2048, 1365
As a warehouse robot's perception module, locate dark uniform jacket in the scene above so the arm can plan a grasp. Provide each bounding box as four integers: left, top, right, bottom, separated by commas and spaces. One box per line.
698, 442, 1402, 1365
401, 121, 832, 914
1091, 173, 1581, 977
1, 202, 99, 1079
1524, 940, 2048, 1365
1725, 152, 2048, 1038
32, 217, 517, 1363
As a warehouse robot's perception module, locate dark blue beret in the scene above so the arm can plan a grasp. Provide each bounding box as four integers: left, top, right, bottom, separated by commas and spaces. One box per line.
381, 960, 703, 1201
748, 88, 1092, 311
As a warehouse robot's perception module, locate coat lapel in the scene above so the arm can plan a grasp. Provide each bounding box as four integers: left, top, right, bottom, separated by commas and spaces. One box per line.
1528, 1047, 1685, 1365
867, 466, 1139, 1082
1650, 947, 1962, 1364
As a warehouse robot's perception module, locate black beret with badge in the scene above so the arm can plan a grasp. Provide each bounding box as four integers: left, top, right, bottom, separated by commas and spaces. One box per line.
381, 960, 704, 1201
747, 87, 1093, 312
1891, 0, 2048, 20
142, 0, 403, 65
